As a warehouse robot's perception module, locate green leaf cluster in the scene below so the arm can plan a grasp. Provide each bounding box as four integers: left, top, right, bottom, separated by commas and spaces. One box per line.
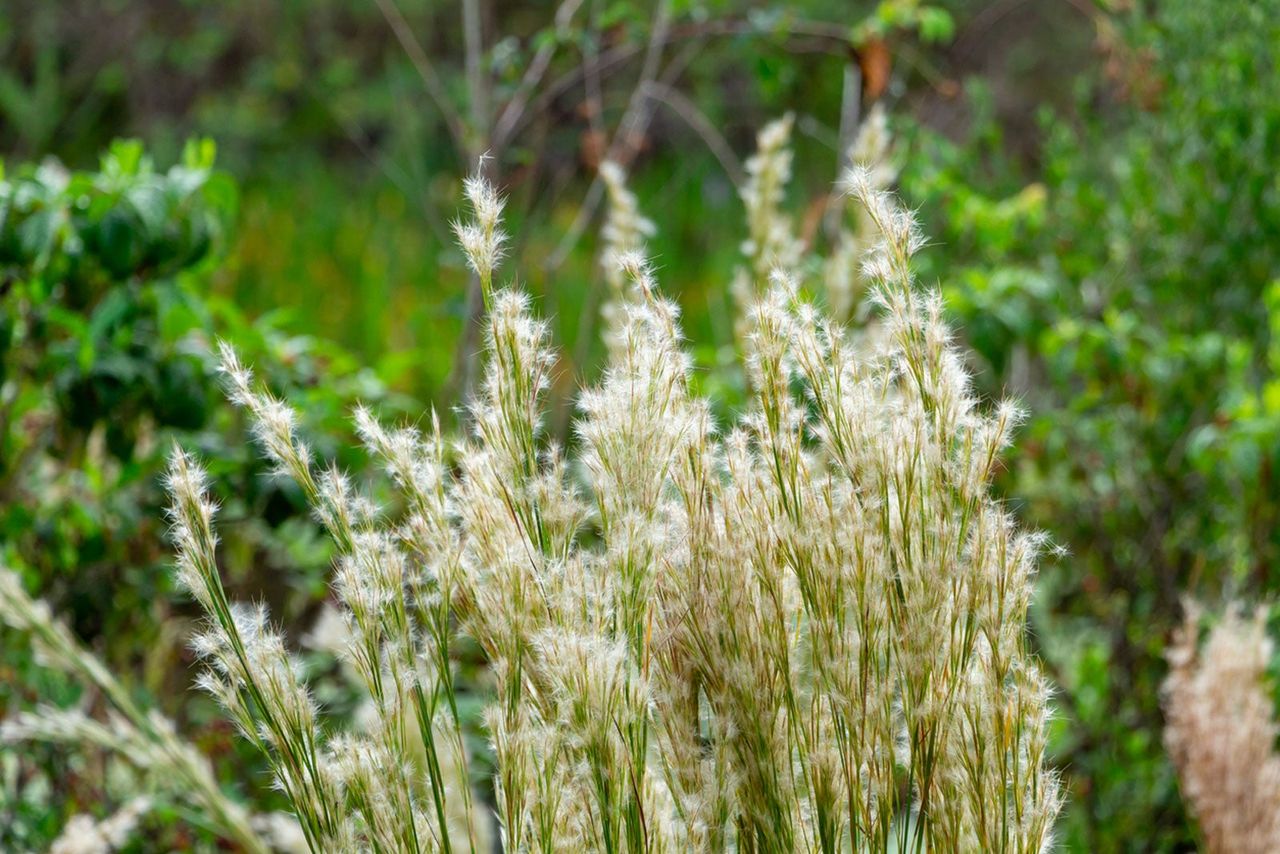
0, 140, 410, 850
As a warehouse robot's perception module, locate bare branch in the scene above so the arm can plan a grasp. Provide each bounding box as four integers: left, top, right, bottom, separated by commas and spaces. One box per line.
641, 80, 744, 186
823, 62, 861, 238
461, 0, 489, 157
543, 0, 674, 273
373, 0, 468, 154
507, 16, 856, 146
493, 0, 588, 150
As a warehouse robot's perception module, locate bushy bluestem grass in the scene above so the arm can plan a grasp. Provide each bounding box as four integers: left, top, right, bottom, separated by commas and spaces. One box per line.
1163, 603, 1280, 853
163, 157, 1062, 852
47, 797, 152, 854
0, 566, 273, 853
729, 106, 895, 347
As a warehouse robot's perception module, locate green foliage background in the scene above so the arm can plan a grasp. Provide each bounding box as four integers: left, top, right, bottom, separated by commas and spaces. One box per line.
2, 0, 1276, 850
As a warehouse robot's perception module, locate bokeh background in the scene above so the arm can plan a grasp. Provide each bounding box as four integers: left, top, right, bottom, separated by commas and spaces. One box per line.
1, 0, 1277, 850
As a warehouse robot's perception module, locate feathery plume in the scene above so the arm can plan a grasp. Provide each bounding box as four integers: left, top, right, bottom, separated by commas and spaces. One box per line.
1164, 603, 1280, 853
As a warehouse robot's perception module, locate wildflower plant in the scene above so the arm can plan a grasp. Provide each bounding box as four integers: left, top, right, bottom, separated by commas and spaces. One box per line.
164, 161, 1061, 851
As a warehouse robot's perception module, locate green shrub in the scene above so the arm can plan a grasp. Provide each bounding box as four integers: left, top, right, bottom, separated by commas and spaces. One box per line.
901, 0, 1280, 847
0, 141, 408, 849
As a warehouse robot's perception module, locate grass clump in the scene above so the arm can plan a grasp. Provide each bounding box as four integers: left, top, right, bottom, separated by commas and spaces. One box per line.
164, 161, 1061, 851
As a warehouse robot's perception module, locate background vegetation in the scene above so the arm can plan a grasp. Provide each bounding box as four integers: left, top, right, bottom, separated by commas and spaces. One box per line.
1, 0, 1275, 850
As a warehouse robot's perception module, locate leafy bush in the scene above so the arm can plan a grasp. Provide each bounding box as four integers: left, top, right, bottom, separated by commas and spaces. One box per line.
900, 0, 1280, 846
0, 141, 408, 848
0, 138, 239, 641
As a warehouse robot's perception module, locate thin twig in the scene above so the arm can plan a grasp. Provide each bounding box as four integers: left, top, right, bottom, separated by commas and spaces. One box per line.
507, 16, 856, 146
372, 0, 468, 154
583, 0, 606, 140
461, 0, 488, 159
823, 62, 861, 238
641, 81, 744, 185
448, 0, 495, 415
492, 0, 588, 150
543, 0, 674, 274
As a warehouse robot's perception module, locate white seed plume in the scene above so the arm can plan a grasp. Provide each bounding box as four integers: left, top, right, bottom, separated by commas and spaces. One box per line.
825, 104, 897, 323
50, 798, 151, 854
1164, 603, 1280, 853
598, 161, 658, 355
733, 114, 805, 347
453, 164, 508, 302
0, 565, 269, 853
